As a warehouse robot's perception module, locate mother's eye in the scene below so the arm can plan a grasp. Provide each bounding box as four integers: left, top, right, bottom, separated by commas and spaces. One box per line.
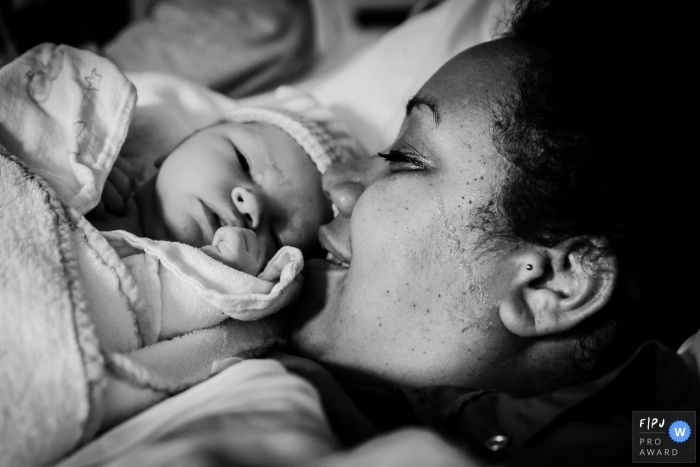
377, 150, 429, 172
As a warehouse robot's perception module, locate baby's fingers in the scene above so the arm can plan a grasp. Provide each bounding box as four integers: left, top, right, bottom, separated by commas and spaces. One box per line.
214, 226, 257, 253
101, 160, 134, 215
212, 226, 263, 275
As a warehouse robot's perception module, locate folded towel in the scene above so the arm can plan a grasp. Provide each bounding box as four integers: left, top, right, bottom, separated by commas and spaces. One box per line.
0, 149, 104, 467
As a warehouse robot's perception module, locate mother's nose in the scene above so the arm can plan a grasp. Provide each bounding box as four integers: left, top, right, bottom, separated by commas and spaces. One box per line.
231, 187, 262, 228
322, 156, 385, 217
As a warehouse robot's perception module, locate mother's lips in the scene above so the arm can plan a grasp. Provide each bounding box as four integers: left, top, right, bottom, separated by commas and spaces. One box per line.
318, 217, 352, 266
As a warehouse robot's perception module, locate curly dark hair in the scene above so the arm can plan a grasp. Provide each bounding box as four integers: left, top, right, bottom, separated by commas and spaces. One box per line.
491, 0, 695, 372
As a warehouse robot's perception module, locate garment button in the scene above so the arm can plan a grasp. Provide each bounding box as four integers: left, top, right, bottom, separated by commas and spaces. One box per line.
484, 434, 509, 452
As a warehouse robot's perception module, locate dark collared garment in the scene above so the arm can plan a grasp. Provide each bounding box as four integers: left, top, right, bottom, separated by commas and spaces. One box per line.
97, 342, 699, 466
337, 342, 700, 466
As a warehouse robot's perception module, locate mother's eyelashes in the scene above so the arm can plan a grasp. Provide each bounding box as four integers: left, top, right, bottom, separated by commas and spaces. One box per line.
377, 150, 429, 172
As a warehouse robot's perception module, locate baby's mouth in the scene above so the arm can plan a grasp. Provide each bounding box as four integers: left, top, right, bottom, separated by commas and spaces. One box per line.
200, 201, 244, 244
207, 204, 245, 230
217, 214, 241, 229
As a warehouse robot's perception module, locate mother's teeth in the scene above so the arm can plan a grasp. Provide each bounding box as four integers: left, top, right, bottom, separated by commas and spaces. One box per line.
325, 251, 349, 268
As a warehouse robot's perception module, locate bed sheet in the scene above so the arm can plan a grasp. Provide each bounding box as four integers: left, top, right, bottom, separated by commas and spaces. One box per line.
56, 359, 339, 467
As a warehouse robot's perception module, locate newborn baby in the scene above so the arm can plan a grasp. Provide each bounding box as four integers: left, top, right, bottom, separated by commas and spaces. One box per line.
89, 97, 366, 342
0, 44, 370, 440
134, 108, 334, 275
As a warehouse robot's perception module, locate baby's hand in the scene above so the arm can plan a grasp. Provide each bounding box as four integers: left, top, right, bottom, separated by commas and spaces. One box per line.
90, 157, 135, 219
201, 226, 264, 276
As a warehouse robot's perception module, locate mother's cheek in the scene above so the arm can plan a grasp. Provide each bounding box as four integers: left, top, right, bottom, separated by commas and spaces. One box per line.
418, 199, 497, 317
352, 197, 423, 280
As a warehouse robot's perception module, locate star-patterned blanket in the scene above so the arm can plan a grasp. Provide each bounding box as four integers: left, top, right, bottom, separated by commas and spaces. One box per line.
0, 43, 135, 215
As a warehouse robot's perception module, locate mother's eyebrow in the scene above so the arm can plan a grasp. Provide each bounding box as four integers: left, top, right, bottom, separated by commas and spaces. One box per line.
406, 94, 441, 126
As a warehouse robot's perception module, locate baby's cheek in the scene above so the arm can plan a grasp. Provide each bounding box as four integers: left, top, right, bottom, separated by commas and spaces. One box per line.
288, 216, 314, 244
282, 217, 319, 256
251, 171, 265, 186
296, 192, 332, 234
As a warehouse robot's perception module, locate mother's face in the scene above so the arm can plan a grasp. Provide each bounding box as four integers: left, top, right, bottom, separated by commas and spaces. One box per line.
289, 40, 522, 388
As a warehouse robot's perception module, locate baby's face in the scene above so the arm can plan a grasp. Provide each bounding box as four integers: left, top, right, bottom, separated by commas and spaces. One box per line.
153, 121, 333, 260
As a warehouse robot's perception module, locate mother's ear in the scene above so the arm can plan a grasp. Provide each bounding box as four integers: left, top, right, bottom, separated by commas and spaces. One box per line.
498, 237, 617, 338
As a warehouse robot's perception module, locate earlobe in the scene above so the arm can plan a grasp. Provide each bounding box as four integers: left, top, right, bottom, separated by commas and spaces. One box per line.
498, 238, 617, 338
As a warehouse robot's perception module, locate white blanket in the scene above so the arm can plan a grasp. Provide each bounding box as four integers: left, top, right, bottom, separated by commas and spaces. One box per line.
57, 360, 339, 467
0, 43, 135, 214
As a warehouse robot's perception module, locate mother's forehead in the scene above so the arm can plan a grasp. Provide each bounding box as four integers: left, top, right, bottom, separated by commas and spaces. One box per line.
422, 38, 524, 112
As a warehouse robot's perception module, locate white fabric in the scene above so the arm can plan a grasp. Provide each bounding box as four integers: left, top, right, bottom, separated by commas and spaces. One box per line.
225, 86, 370, 175
64, 188, 291, 429
0, 151, 105, 467
119, 0, 513, 170
104, 230, 303, 343
309, 429, 471, 467
56, 360, 339, 467
305, 0, 513, 154
308, 0, 349, 59
105, 0, 316, 96
0, 43, 136, 214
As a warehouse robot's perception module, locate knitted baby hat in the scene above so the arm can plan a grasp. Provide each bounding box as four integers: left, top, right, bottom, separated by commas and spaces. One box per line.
224, 105, 362, 174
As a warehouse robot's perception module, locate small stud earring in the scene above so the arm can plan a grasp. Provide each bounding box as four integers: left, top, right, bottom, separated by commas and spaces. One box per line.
525, 264, 533, 271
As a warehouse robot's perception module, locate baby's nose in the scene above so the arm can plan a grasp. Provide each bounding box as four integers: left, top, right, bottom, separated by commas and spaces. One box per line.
231, 187, 262, 229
